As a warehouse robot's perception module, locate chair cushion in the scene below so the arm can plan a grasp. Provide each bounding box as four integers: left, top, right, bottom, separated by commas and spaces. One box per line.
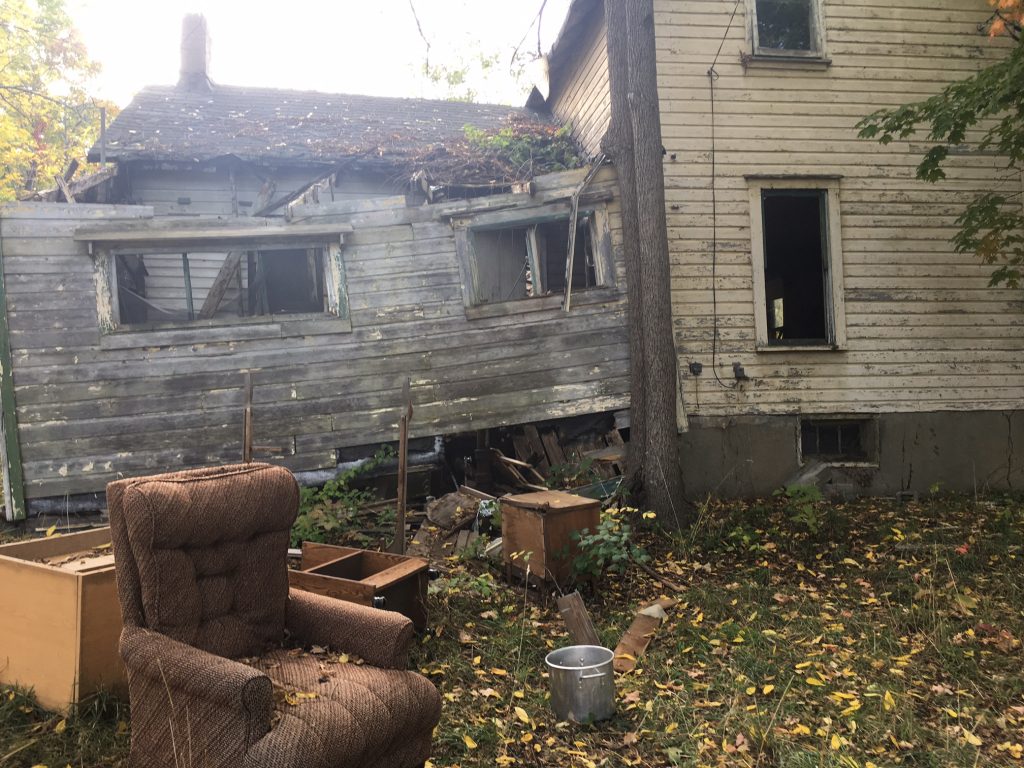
120, 464, 299, 659
248, 648, 441, 767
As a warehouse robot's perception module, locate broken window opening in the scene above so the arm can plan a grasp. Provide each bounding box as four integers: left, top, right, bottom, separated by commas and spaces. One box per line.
471, 216, 598, 305
112, 246, 334, 328
800, 418, 877, 463
754, 0, 819, 54
761, 189, 831, 346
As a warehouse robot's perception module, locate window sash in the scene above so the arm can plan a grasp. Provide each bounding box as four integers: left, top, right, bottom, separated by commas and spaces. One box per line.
751, 0, 823, 57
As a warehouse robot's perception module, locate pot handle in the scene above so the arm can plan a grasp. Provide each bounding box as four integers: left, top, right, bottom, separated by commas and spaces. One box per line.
580, 670, 607, 680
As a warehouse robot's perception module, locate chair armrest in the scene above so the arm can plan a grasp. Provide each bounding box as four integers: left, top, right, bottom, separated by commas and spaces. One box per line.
119, 625, 274, 719
285, 588, 415, 669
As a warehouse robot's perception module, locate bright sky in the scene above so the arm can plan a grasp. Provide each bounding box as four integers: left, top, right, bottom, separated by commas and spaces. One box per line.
65, 0, 572, 107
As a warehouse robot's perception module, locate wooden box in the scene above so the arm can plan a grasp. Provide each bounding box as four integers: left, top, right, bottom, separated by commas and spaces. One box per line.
500, 490, 601, 587
289, 543, 429, 630
0, 528, 126, 711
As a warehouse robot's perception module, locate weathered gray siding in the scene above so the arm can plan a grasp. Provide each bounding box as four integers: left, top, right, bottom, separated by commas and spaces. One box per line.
548, 7, 611, 158
0, 167, 628, 499
654, 0, 1024, 417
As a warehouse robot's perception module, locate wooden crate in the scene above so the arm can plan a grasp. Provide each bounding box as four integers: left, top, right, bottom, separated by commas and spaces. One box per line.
289, 543, 429, 630
0, 528, 126, 711
500, 490, 601, 587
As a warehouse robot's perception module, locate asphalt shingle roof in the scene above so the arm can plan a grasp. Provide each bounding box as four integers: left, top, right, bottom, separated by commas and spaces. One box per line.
89, 84, 554, 168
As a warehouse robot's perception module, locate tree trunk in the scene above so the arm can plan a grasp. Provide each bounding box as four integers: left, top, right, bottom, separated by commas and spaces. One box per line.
602, 0, 688, 524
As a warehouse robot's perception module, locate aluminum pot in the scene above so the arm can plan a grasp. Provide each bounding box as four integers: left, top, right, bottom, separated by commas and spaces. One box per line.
544, 645, 615, 723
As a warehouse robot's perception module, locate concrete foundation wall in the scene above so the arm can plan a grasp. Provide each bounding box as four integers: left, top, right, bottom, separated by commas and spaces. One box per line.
681, 410, 1024, 499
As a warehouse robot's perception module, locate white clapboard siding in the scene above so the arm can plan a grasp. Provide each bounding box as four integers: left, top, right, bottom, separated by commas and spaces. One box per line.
549, 9, 611, 158
549, 0, 1024, 418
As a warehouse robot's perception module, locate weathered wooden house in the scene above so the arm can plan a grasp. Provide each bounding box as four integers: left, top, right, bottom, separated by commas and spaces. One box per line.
0, 16, 629, 518
539, 0, 1023, 496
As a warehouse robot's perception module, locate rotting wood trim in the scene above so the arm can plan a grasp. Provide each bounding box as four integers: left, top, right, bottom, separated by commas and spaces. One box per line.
198, 251, 243, 319
0, 220, 26, 521
73, 221, 354, 246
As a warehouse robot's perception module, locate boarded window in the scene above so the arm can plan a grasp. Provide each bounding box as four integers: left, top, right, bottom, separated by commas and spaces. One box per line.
761, 190, 830, 345
754, 0, 819, 54
470, 216, 598, 305
113, 246, 335, 327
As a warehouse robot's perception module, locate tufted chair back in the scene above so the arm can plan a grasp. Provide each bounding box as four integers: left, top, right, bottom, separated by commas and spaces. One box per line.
108, 463, 299, 659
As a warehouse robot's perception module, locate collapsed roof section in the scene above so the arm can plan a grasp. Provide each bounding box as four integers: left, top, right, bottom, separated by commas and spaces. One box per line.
88, 85, 580, 186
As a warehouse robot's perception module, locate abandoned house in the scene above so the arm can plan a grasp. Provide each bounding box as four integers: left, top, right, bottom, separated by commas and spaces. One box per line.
539, 0, 1024, 496
0, 15, 628, 519
2, 1, 1023, 518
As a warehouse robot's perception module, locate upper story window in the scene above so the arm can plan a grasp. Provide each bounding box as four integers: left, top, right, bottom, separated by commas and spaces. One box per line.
752, 0, 823, 57
453, 205, 616, 317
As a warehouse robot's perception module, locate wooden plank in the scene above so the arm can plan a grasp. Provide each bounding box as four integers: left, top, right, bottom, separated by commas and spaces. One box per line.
613, 598, 677, 673
74, 220, 354, 244
0, 528, 112, 561
299, 542, 360, 570
362, 556, 429, 589
287, 568, 376, 605
540, 429, 568, 467
197, 251, 242, 319
0, 219, 25, 520
556, 591, 602, 646
76, 567, 126, 699
522, 425, 551, 475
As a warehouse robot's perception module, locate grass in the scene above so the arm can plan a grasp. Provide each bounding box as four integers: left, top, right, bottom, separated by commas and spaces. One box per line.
4, 493, 1024, 767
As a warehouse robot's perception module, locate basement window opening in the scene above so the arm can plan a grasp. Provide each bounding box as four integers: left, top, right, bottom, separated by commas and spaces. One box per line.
753, 0, 822, 55
800, 418, 877, 463
110, 244, 345, 328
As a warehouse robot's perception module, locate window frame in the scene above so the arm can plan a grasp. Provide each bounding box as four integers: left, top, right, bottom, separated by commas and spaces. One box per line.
797, 415, 880, 468
747, 177, 846, 352
452, 202, 616, 319
98, 240, 350, 333
748, 0, 826, 60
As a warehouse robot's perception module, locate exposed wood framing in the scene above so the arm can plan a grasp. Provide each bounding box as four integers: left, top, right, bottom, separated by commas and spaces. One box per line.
74, 220, 354, 247
198, 251, 243, 319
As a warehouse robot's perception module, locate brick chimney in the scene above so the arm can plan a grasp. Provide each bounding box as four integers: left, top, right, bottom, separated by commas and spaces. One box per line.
179, 14, 212, 90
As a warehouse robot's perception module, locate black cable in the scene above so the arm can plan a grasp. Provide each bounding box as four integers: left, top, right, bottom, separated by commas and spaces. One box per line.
707, 0, 743, 390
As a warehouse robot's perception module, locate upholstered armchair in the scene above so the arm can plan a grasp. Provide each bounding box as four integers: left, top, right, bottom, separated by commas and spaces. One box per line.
107, 463, 441, 768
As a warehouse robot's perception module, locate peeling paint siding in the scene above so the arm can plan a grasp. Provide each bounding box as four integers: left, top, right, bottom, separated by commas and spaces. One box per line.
548, 9, 611, 158
655, 0, 1024, 416
0, 167, 629, 499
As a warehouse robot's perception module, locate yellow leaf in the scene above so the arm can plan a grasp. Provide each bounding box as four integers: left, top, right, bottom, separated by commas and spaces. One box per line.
964, 730, 983, 747
745, 686, 756, 695
791, 724, 811, 736
842, 558, 861, 568
666, 722, 678, 733
463, 733, 478, 750
795, 661, 812, 670
45, 525, 57, 537
884, 690, 895, 711
806, 677, 825, 686
642, 511, 657, 519
490, 667, 508, 676
762, 684, 775, 695
54, 718, 66, 733
514, 706, 530, 724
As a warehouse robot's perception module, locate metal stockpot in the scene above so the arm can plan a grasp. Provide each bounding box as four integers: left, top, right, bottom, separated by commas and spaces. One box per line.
544, 645, 615, 723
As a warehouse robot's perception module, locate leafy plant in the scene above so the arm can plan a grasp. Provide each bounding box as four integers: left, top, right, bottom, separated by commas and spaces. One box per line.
545, 456, 600, 490
571, 506, 651, 582
291, 446, 394, 547
774, 484, 825, 535
463, 123, 583, 177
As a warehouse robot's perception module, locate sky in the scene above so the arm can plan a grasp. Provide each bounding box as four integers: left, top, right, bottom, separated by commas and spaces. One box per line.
65, 0, 572, 107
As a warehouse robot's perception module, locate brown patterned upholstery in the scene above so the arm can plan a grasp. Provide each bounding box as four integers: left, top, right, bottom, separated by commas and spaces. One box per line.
108, 463, 441, 768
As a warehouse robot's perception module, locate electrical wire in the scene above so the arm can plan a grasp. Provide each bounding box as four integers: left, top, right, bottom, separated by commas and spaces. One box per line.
707, 0, 743, 390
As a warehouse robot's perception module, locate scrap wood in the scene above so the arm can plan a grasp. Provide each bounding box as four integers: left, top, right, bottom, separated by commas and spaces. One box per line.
494, 450, 546, 485
613, 597, 678, 673
638, 561, 687, 593
556, 591, 601, 646
458, 485, 495, 501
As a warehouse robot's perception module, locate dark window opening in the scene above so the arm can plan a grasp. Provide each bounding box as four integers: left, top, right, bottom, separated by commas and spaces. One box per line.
756, 0, 816, 52
762, 190, 830, 345
800, 418, 875, 462
114, 247, 327, 327
472, 216, 597, 305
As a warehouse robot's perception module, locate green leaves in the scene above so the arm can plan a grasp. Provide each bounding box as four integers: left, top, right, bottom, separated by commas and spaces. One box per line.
857, 38, 1024, 288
